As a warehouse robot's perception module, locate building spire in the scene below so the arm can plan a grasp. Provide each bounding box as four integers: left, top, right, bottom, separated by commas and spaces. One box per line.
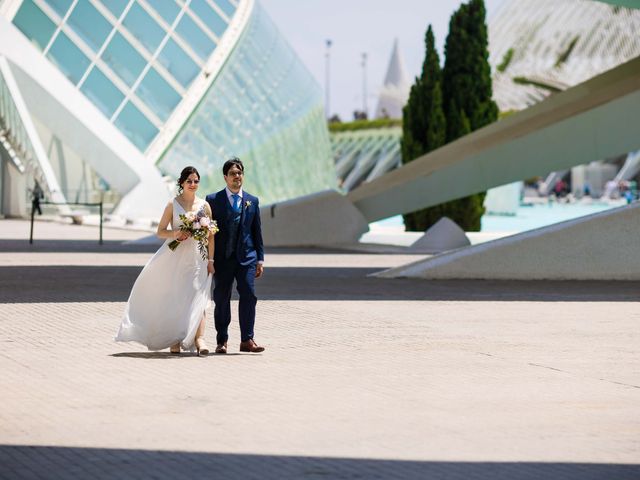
375, 39, 411, 119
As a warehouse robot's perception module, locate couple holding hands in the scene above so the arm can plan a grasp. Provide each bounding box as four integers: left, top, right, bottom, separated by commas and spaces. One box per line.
116, 158, 265, 356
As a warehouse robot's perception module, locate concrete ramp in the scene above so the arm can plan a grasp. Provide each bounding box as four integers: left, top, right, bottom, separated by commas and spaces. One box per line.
376, 202, 640, 280
261, 190, 369, 247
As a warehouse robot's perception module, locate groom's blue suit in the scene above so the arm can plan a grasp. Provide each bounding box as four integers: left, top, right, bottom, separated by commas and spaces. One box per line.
206, 189, 264, 345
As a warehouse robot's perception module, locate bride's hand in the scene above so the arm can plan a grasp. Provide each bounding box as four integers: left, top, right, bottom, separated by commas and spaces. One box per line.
207, 261, 215, 276
174, 230, 189, 241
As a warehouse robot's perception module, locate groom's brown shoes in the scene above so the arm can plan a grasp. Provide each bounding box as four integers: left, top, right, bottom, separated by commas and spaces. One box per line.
215, 342, 227, 354
239, 339, 265, 353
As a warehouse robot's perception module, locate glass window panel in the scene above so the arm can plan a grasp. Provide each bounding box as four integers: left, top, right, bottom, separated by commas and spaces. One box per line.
46, 31, 91, 84
67, 1, 112, 52
101, 32, 146, 86
135, 68, 181, 121
213, 0, 236, 18
13, 0, 56, 51
145, 0, 180, 25
80, 66, 125, 117
189, 0, 227, 38
157, 38, 199, 88
98, 0, 128, 18
114, 102, 158, 151
42, 0, 73, 17
122, 2, 165, 54
175, 14, 215, 60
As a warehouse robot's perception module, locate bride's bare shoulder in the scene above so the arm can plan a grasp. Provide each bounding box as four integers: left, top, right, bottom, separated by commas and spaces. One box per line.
164, 198, 176, 212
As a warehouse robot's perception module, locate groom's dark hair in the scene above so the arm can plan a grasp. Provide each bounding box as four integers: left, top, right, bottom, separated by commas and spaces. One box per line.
223, 157, 244, 176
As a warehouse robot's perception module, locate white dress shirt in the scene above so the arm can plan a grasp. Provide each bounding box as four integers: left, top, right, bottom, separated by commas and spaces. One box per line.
225, 187, 244, 207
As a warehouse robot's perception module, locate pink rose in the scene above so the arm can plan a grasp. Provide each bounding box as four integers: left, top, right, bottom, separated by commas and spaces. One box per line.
200, 217, 210, 226
193, 221, 201, 229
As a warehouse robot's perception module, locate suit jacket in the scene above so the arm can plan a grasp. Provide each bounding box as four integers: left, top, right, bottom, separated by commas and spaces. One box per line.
206, 189, 264, 267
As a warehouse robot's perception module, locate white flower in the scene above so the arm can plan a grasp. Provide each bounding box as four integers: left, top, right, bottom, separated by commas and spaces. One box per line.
245, 200, 252, 208
193, 221, 201, 229
200, 217, 210, 227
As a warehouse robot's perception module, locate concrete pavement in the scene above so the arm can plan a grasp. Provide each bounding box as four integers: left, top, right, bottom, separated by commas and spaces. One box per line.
0, 219, 639, 479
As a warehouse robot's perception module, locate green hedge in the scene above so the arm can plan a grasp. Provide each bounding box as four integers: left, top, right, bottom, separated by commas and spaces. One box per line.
328, 118, 402, 133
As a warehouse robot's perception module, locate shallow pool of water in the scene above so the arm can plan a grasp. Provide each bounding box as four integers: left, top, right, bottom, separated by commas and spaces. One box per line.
372, 200, 627, 234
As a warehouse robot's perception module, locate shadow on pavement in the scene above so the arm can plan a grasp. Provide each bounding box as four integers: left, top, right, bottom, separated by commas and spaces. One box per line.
0, 445, 638, 480
0, 240, 377, 255
111, 352, 193, 359
110, 352, 245, 359
1, 265, 638, 303
0, 239, 157, 253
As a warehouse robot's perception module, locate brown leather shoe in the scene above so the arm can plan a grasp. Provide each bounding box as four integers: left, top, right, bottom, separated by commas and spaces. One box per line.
215, 342, 227, 354
239, 339, 265, 353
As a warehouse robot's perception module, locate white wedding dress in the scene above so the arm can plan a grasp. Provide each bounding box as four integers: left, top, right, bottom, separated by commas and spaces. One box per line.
115, 198, 212, 351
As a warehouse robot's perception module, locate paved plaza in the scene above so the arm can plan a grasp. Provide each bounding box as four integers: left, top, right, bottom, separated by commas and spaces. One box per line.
0, 219, 639, 479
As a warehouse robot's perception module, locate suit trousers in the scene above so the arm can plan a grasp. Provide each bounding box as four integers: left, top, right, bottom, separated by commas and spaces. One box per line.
213, 256, 257, 344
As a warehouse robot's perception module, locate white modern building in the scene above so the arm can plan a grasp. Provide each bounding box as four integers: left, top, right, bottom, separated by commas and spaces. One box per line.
489, 0, 640, 111
0, 0, 335, 219
332, 0, 640, 201
489, 0, 640, 197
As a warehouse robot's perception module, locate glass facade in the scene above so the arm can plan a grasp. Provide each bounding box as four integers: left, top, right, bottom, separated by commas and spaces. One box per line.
158, 2, 335, 204
13, 0, 56, 50
46, 31, 91, 84
11, 0, 234, 151
11, 0, 335, 206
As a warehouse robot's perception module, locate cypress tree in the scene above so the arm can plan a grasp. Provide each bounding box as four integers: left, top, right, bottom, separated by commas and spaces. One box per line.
439, 0, 498, 231
443, 0, 497, 136
401, 26, 446, 231
402, 0, 498, 232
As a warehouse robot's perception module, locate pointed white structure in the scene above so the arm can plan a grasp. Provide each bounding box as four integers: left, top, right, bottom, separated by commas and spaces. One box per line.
408, 217, 471, 254
375, 39, 411, 119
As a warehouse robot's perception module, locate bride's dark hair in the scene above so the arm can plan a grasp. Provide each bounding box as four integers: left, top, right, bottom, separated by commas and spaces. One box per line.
176, 166, 200, 194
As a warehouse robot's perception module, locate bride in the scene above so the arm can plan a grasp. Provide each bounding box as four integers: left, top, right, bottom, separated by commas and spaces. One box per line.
115, 166, 215, 356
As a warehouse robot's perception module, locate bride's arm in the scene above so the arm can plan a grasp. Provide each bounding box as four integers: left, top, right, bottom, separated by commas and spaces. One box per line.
156, 201, 184, 240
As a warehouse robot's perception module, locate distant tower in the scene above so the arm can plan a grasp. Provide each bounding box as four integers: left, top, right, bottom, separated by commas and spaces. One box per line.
375, 39, 411, 119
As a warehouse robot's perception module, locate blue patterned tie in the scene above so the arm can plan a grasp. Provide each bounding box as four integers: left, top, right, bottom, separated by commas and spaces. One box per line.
231, 194, 240, 212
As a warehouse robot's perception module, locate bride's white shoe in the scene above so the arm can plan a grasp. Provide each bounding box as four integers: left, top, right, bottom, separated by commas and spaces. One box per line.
195, 337, 209, 356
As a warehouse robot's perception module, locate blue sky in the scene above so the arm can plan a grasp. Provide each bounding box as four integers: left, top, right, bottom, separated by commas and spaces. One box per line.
259, 0, 506, 121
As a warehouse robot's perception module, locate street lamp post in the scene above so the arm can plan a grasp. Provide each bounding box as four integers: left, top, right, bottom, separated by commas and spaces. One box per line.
361, 52, 368, 119
325, 39, 332, 119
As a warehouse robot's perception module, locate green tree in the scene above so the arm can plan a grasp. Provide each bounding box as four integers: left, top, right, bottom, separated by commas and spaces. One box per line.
443, 0, 498, 137
402, 0, 498, 232
401, 26, 446, 231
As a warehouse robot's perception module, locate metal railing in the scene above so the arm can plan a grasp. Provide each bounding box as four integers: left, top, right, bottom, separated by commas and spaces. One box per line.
29, 194, 103, 245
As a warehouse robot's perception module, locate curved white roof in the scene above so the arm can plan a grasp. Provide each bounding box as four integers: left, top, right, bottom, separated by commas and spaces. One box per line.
489, 0, 640, 111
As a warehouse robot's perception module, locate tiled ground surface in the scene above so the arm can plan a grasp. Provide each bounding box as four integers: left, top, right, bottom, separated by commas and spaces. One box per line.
0, 219, 639, 479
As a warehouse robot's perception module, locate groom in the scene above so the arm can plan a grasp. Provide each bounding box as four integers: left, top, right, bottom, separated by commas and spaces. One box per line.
206, 158, 265, 354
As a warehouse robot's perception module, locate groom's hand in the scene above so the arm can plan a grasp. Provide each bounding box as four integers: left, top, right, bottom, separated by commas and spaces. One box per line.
255, 264, 264, 278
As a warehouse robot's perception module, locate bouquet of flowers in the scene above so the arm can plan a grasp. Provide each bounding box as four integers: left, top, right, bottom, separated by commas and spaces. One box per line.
168, 210, 219, 260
